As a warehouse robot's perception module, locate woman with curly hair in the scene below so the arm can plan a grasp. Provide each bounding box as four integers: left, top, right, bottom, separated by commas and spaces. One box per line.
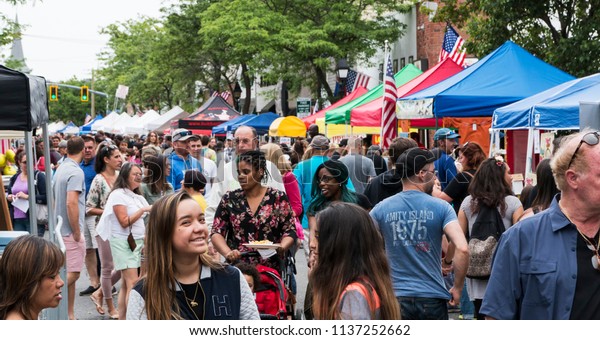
0, 235, 65, 320
311, 202, 400, 319
437, 141, 486, 214
127, 191, 259, 320
211, 150, 297, 271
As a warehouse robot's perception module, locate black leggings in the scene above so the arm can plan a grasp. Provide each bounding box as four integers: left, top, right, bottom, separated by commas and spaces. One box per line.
473, 299, 486, 320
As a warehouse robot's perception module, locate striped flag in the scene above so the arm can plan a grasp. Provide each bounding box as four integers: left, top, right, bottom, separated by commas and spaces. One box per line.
220, 91, 231, 100
439, 24, 467, 67
211, 91, 220, 97
380, 55, 397, 149
346, 70, 371, 93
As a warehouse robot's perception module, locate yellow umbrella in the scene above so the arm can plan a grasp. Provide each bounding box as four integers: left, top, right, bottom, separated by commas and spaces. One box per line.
269, 116, 307, 137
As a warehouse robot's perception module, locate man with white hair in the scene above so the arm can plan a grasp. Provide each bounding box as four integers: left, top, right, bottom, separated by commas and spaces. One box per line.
482, 130, 600, 320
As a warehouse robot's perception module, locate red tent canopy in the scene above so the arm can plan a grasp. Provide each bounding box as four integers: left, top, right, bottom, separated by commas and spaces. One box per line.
301, 86, 368, 127
350, 59, 464, 127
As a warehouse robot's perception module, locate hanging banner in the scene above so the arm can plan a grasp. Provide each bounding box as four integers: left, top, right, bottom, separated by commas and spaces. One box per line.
396, 98, 434, 119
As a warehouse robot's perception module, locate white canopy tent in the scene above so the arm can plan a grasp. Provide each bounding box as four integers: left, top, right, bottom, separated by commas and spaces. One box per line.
125, 110, 160, 135
144, 106, 186, 132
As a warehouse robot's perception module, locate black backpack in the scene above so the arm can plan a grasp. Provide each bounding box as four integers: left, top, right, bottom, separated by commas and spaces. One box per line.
466, 203, 506, 279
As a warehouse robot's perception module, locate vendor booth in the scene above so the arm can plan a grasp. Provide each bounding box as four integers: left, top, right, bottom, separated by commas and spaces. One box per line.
178, 95, 240, 135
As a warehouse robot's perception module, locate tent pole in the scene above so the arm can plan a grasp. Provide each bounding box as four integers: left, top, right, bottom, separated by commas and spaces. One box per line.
525, 127, 534, 181
25, 131, 37, 235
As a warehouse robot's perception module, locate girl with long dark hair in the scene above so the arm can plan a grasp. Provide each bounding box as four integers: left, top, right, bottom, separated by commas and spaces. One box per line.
457, 157, 523, 319
311, 202, 400, 319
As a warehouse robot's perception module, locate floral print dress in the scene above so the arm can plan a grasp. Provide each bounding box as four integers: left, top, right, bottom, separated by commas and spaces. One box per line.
86, 174, 112, 224
211, 187, 297, 270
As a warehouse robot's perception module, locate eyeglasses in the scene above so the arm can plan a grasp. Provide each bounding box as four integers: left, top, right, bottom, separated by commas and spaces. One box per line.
318, 175, 336, 183
567, 131, 600, 169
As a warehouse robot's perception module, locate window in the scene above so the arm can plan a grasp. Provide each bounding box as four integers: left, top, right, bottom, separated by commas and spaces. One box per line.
393, 59, 398, 73
400, 58, 406, 69
379, 63, 384, 82
409, 56, 414, 64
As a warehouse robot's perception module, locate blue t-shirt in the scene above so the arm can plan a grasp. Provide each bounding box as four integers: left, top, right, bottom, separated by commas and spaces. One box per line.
80, 158, 96, 200
370, 190, 457, 300
434, 152, 457, 191
167, 153, 202, 191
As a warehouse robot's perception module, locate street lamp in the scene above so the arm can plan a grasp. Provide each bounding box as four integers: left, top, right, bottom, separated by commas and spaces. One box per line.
336, 58, 349, 96
233, 82, 242, 112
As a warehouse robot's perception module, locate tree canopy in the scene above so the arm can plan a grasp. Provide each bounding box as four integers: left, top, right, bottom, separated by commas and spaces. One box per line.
435, 0, 600, 77
97, 0, 415, 113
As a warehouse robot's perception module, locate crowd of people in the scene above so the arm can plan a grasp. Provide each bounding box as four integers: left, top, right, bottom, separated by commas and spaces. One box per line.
1, 124, 599, 321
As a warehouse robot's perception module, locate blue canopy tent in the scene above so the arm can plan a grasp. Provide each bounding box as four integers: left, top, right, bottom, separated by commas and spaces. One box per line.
399, 41, 574, 119
231, 112, 279, 135
493, 73, 600, 174
493, 73, 600, 130
212, 114, 256, 135
79, 115, 103, 134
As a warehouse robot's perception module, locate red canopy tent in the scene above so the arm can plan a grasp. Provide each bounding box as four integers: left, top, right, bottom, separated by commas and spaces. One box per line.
301, 86, 368, 127
350, 58, 464, 127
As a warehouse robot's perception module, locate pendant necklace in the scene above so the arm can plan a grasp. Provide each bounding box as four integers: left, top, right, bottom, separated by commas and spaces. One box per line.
176, 268, 206, 320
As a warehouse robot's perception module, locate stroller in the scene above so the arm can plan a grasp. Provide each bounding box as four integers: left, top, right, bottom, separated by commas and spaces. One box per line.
242, 250, 297, 320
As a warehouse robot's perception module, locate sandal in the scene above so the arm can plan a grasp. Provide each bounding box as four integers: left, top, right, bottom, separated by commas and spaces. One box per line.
108, 311, 119, 320
90, 295, 105, 315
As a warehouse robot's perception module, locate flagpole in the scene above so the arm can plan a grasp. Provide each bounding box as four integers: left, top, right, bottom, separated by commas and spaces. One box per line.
380, 40, 388, 147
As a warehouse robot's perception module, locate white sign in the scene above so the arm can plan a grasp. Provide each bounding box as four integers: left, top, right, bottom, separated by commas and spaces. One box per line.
116, 85, 129, 99
279, 137, 291, 145
396, 98, 434, 119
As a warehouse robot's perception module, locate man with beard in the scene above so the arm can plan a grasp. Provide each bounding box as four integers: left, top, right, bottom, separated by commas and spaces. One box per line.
369, 147, 468, 320
166, 129, 202, 191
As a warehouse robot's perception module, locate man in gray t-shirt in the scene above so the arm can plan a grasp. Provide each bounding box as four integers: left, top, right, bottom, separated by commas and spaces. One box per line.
52, 136, 86, 320
340, 137, 376, 194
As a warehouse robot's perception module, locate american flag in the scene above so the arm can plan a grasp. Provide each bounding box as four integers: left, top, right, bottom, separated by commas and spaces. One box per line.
211, 91, 220, 97
346, 69, 371, 93
380, 55, 397, 149
439, 24, 467, 67
220, 91, 231, 100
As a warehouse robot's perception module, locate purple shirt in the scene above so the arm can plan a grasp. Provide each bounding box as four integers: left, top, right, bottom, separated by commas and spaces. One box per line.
11, 174, 28, 219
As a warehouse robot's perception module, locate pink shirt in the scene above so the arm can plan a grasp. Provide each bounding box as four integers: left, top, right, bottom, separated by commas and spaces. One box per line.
11, 174, 28, 219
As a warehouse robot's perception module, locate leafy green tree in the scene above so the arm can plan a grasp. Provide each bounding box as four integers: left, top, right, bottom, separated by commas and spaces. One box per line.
435, 0, 600, 77
201, 0, 415, 105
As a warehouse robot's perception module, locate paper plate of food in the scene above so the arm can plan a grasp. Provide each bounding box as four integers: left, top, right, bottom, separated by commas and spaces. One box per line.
242, 240, 281, 249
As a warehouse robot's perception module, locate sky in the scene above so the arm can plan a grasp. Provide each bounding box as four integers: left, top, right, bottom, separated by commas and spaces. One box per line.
0, 0, 170, 82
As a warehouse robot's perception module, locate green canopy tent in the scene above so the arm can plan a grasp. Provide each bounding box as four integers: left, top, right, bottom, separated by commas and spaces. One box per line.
325, 64, 423, 128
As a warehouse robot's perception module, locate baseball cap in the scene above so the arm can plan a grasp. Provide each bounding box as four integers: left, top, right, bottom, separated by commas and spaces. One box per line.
396, 147, 436, 179
172, 128, 193, 142
433, 128, 460, 141
310, 135, 330, 150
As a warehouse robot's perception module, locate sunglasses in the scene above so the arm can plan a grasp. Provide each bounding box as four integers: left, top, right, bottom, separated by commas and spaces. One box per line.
567, 131, 600, 169
174, 130, 192, 139
101, 144, 118, 153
